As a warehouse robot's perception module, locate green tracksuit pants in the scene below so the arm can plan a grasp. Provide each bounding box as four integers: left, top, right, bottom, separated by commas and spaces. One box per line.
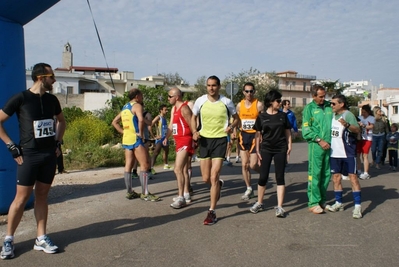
307, 142, 331, 207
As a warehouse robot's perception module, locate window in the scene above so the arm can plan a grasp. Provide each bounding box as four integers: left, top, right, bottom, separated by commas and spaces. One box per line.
393, 106, 398, 114
303, 82, 306, 91
303, 98, 307, 106
67, 86, 73, 94
292, 98, 296, 106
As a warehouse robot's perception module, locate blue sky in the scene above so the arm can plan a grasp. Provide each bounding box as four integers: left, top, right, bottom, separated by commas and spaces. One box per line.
24, 0, 399, 87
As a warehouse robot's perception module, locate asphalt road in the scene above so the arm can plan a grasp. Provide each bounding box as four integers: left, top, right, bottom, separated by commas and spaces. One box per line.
1, 142, 398, 266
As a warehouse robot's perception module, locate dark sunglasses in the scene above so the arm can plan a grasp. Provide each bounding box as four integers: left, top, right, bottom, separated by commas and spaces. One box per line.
168, 95, 175, 98
38, 74, 55, 79
331, 102, 337, 106
275, 99, 282, 103
244, 90, 254, 94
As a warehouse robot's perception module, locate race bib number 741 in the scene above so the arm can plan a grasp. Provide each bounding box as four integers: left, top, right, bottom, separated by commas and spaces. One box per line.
33, 119, 55, 139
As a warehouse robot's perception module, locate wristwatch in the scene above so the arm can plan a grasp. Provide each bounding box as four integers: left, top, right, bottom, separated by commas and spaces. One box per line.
315, 137, 321, 143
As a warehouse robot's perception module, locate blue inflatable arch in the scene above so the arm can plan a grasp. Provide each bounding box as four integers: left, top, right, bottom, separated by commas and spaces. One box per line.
0, 0, 60, 214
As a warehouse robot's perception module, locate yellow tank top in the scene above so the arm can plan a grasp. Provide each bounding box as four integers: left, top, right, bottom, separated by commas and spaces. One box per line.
121, 101, 138, 145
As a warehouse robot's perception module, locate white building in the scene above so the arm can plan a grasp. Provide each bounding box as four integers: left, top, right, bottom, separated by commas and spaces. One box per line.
25, 43, 195, 111
341, 80, 376, 98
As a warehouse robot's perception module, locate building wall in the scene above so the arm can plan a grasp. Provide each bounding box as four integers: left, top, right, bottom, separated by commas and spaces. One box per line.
84, 92, 112, 111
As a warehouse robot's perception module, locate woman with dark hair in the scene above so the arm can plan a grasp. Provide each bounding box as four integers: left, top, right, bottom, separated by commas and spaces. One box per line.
250, 90, 292, 217
371, 107, 389, 169
357, 104, 375, 179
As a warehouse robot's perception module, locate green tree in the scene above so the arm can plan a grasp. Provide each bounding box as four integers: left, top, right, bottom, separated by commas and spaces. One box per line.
346, 95, 362, 107
223, 68, 279, 104
63, 106, 91, 125
321, 80, 349, 94
191, 75, 208, 99
159, 72, 189, 86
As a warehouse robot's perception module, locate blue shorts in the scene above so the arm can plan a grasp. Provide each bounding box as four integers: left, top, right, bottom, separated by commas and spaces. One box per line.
123, 137, 144, 150
155, 137, 168, 146
330, 157, 357, 175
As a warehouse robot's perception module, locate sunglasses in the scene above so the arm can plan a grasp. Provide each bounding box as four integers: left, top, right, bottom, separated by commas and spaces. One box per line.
244, 90, 254, 94
168, 95, 175, 98
38, 74, 55, 79
275, 99, 282, 103
331, 102, 338, 106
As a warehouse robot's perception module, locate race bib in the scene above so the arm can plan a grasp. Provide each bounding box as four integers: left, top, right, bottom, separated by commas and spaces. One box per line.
242, 119, 255, 131
33, 119, 55, 139
172, 123, 177, 135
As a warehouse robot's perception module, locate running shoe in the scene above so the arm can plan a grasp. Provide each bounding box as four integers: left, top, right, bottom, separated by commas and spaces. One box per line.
170, 197, 187, 209
126, 191, 140, 199
173, 195, 192, 204
326, 202, 344, 212
275, 206, 286, 218
140, 193, 161, 202
241, 188, 254, 200
235, 156, 240, 163
131, 172, 139, 179
203, 210, 217, 225
1, 239, 14, 260
217, 179, 224, 201
352, 206, 362, 219
150, 168, 156, 175
359, 173, 371, 180
163, 164, 172, 170
33, 235, 59, 254
250, 202, 264, 214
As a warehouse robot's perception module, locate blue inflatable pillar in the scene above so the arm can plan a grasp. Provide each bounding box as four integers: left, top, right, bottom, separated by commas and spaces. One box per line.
0, 0, 60, 214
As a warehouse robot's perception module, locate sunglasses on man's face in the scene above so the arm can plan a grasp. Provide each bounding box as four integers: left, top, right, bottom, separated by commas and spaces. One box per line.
275, 99, 282, 103
244, 90, 254, 94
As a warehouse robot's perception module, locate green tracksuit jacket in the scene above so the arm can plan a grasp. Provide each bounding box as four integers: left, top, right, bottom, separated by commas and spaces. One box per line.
302, 100, 333, 207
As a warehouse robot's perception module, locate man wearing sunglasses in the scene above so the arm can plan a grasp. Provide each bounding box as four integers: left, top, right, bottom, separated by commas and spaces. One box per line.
325, 95, 362, 219
0, 63, 66, 259
302, 84, 333, 214
235, 82, 263, 200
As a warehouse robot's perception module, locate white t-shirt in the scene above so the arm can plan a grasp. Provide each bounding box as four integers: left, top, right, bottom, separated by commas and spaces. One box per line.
358, 115, 375, 141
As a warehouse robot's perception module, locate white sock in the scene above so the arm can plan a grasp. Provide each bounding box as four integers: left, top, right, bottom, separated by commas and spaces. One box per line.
37, 235, 46, 241
5, 235, 14, 241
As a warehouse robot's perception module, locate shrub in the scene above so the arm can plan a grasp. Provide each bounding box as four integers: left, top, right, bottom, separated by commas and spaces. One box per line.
64, 115, 113, 149
64, 144, 125, 170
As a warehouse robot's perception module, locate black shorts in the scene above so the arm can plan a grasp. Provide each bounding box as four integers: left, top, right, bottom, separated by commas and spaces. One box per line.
199, 137, 227, 159
238, 131, 257, 153
17, 148, 57, 186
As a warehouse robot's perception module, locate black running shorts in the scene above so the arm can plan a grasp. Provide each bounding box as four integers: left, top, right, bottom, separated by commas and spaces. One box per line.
17, 148, 57, 186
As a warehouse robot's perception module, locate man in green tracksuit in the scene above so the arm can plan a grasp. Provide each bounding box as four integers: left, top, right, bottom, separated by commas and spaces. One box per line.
302, 85, 333, 214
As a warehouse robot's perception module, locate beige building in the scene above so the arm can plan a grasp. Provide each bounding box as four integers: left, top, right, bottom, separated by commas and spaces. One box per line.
277, 71, 316, 107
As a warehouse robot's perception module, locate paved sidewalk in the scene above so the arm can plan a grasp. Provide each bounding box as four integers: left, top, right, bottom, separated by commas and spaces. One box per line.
1, 142, 398, 266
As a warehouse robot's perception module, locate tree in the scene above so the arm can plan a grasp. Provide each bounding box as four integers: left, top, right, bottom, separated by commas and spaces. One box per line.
321, 80, 349, 95
190, 75, 208, 100
159, 72, 189, 86
223, 68, 279, 104
346, 95, 362, 107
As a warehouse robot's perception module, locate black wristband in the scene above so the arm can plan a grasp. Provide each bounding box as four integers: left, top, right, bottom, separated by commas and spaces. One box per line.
56, 140, 62, 149
7, 142, 22, 158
